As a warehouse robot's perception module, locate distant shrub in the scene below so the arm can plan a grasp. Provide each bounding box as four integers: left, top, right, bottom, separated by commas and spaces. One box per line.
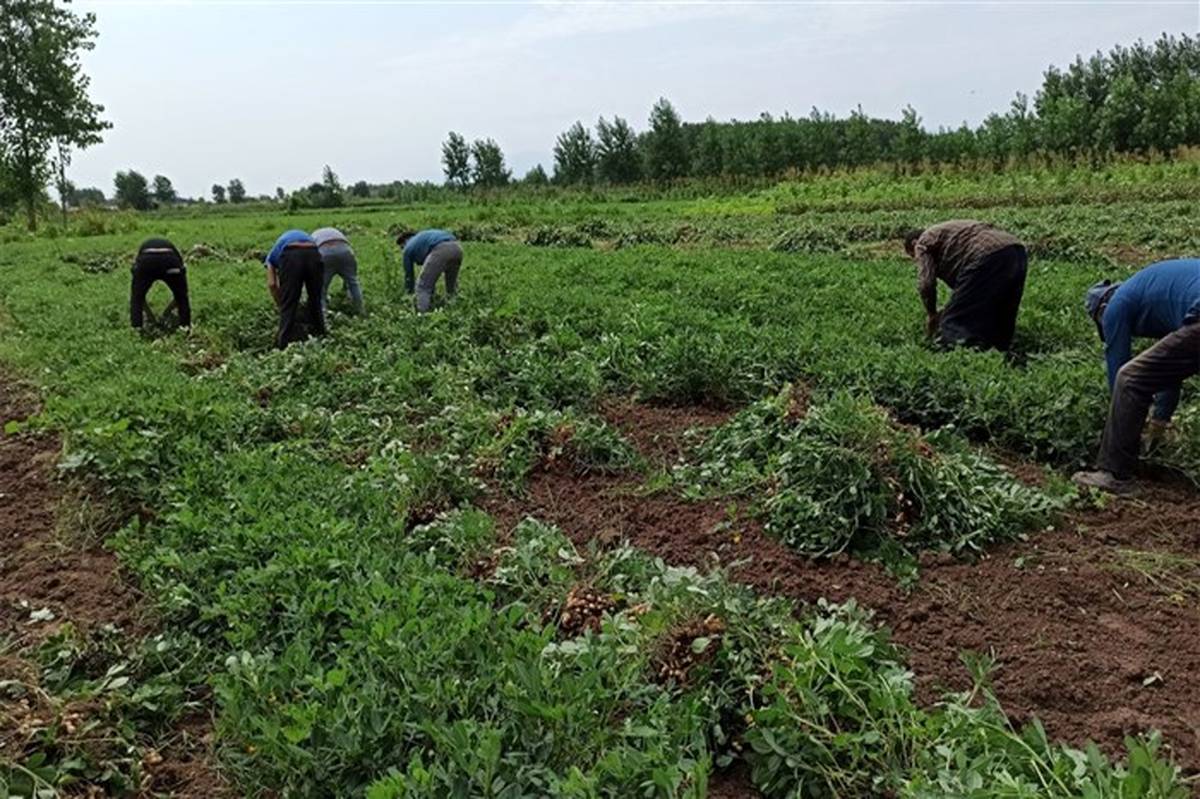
524, 225, 593, 248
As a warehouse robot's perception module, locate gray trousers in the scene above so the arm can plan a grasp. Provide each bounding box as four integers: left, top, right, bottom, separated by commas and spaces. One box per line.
416, 241, 462, 313
320, 245, 363, 314
1098, 322, 1200, 478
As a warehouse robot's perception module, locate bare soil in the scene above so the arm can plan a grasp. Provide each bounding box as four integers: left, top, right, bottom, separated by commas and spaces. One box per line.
488, 400, 1200, 789
0, 377, 226, 797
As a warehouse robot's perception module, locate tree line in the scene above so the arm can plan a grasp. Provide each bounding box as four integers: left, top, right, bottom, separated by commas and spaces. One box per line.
95, 171, 249, 210
100, 165, 356, 211
2, 2, 1197, 228
442, 33, 1200, 187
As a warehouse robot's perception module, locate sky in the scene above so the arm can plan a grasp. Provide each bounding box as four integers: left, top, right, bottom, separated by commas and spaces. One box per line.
69, 0, 1200, 199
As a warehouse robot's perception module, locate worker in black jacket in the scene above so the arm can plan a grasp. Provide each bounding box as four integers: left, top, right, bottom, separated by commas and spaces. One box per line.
131, 238, 191, 330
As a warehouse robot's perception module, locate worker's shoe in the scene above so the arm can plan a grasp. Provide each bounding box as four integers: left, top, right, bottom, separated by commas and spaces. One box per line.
1071, 469, 1137, 496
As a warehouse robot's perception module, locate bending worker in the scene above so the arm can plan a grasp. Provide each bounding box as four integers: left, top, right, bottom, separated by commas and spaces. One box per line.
1074, 259, 1200, 494
396, 228, 463, 313
312, 226, 364, 315
131, 238, 191, 331
265, 229, 326, 349
904, 220, 1027, 351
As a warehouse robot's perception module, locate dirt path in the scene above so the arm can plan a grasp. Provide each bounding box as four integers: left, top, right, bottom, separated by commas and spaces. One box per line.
0, 377, 224, 796
488, 401, 1200, 788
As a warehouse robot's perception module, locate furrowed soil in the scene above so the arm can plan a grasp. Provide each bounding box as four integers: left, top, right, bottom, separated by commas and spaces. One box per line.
0, 377, 225, 797
487, 400, 1200, 791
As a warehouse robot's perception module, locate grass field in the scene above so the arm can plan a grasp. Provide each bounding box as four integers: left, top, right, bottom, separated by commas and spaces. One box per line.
1, 160, 1198, 797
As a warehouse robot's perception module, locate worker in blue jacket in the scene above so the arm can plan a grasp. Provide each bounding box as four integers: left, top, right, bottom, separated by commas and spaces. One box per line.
396, 228, 463, 313
1074, 259, 1200, 493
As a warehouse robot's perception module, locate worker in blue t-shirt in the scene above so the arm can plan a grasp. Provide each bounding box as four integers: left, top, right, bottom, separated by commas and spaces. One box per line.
264, 229, 327, 348
1074, 259, 1200, 493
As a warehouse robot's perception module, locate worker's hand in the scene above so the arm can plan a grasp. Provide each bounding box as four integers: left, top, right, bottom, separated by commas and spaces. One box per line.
266, 266, 282, 307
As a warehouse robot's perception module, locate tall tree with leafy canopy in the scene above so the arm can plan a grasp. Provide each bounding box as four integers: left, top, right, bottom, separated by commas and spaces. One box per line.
0, 0, 110, 230
470, 138, 511, 188
152, 175, 176, 205
442, 131, 471, 188
692, 118, 724, 177
595, 116, 641, 183
553, 121, 596, 185
227, 178, 246, 204
643, 98, 689, 181
113, 169, 151, 210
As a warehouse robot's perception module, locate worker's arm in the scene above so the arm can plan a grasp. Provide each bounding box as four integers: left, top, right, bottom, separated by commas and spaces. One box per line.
266, 264, 281, 307
915, 248, 939, 332
1102, 309, 1132, 392
403, 246, 416, 294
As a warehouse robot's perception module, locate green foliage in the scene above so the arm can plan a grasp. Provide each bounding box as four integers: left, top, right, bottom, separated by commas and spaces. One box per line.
680, 388, 1063, 556
0, 0, 110, 229
744, 602, 918, 796
227, 177, 247, 204
461, 35, 1200, 187
476, 409, 639, 488
645, 98, 689, 182
554, 121, 597, 186
524, 225, 593, 249
471, 138, 512, 188
901, 655, 1191, 798
522, 164, 550, 187
0, 164, 1194, 797
73, 186, 105, 206
596, 116, 642, 184
442, 131, 471, 188
151, 174, 175, 205
112, 169, 151, 211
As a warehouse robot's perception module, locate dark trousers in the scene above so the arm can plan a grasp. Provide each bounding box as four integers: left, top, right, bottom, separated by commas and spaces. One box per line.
939, 245, 1027, 352
277, 247, 327, 349
1098, 322, 1200, 478
131, 255, 190, 328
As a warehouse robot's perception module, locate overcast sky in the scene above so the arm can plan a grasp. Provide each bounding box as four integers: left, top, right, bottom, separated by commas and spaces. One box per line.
69, 0, 1198, 198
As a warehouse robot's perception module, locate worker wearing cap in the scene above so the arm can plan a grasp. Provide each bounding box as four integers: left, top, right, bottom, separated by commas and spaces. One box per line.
312, 226, 364, 315
265, 229, 326, 349
903, 220, 1027, 352
131, 238, 191, 331
396, 228, 462, 313
1073, 258, 1200, 493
